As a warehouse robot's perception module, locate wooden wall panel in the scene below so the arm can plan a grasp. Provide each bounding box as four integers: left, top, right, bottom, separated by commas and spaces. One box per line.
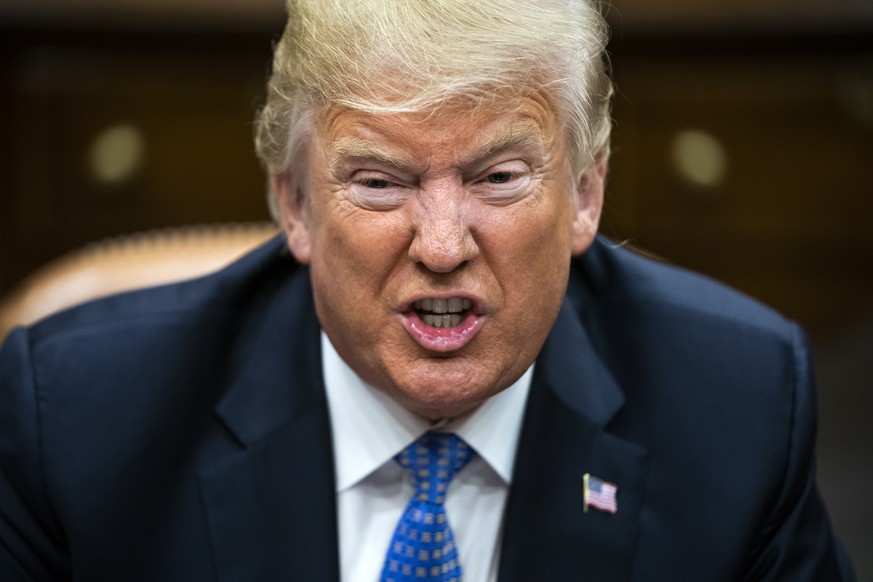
0, 34, 274, 292
603, 50, 873, 337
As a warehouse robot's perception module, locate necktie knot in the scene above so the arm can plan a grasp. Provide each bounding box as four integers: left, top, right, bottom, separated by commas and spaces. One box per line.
397, 432, 474, 505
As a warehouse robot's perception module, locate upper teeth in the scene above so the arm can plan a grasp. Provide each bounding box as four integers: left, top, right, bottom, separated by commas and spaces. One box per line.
413, 298, 472, 314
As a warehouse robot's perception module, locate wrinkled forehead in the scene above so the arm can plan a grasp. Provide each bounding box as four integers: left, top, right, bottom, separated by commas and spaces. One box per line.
313, 91, 564, 164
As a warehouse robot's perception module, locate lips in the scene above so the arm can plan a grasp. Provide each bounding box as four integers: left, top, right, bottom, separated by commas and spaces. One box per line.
402, 296, 483, 352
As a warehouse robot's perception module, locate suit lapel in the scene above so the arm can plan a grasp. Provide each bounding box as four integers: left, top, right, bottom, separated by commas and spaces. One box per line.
197, 267, 340, 582
498, 300, 650, 582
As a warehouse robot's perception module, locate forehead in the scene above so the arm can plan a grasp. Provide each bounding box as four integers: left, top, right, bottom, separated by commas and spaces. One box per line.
315, 95, 561, 164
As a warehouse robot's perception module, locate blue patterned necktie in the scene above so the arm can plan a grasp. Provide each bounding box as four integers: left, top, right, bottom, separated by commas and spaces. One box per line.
380, 432, 475, 582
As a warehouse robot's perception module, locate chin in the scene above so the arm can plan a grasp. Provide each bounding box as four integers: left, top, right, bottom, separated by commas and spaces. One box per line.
406, 398, 482, 421
392, 376, 493, 420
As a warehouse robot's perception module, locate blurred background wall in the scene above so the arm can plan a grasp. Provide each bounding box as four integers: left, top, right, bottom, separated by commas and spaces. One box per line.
1, 0, 871, 577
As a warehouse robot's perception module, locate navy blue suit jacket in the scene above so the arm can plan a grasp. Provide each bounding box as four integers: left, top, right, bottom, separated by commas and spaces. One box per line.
0, 236, 854, 580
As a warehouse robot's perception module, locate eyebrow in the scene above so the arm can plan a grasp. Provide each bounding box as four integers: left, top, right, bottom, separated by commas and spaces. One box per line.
470, 119, 546, 161
328, 138, 413, 169
327, 118, 547, 172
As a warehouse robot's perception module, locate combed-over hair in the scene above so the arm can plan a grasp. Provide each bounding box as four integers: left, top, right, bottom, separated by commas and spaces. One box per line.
255, 0, 612, 208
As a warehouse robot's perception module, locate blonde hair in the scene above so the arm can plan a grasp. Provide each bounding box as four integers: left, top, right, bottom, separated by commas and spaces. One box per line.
255, 0, 612, 207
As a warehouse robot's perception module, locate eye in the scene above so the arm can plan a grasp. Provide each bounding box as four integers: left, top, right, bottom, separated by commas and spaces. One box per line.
358, 177, 391, 189
347, 172, 411, 210
486, 171, 513, 184
470, 161, 533, 205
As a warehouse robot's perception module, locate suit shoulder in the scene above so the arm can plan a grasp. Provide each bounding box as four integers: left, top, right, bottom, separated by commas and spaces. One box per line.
572, 238, 796, 340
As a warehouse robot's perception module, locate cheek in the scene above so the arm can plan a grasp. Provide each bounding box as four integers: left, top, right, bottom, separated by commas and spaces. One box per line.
310, 204, 412, 288
484, 196, 574, 311
483, 192, 574, 264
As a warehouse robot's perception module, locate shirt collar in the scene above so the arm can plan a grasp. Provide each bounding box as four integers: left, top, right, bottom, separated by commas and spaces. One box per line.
321, 331, 532, 492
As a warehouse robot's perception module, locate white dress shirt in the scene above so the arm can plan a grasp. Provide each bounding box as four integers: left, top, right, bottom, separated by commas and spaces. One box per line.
321, 332, 532, 582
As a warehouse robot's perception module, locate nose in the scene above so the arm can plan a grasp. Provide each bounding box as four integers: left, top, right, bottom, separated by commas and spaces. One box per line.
408, 185, 479, 273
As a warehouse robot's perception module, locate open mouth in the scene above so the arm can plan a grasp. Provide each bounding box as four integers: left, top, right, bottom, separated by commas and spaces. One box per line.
413, 297, 473, 328
403, 296, 483, 351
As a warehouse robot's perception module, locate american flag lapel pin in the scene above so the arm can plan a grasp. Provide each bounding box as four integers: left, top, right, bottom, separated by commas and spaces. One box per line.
583, 473, 618, 514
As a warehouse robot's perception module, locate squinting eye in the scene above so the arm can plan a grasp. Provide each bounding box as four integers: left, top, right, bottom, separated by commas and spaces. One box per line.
347, 173, 410, 211
470, 163, 532, 206
360, 178, 391, 189
486, 172, 513, 184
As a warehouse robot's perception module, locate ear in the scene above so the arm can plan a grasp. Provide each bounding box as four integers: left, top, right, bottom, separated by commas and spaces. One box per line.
271, 172, 312, 264
570, 153, 606, 256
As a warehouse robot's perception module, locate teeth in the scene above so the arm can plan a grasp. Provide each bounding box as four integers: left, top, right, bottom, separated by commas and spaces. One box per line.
413, 297, 472, 314
421, 313, 463, 328
413, 297, 473, 328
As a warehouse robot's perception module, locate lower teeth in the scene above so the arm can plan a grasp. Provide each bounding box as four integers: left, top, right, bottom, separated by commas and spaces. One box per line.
421, 313, 463, 328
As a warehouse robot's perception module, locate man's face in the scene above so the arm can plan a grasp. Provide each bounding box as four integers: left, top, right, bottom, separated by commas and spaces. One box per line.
274, 94, 604, 419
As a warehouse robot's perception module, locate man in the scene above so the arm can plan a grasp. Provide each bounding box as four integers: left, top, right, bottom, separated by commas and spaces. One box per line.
0, 0, 855, 580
